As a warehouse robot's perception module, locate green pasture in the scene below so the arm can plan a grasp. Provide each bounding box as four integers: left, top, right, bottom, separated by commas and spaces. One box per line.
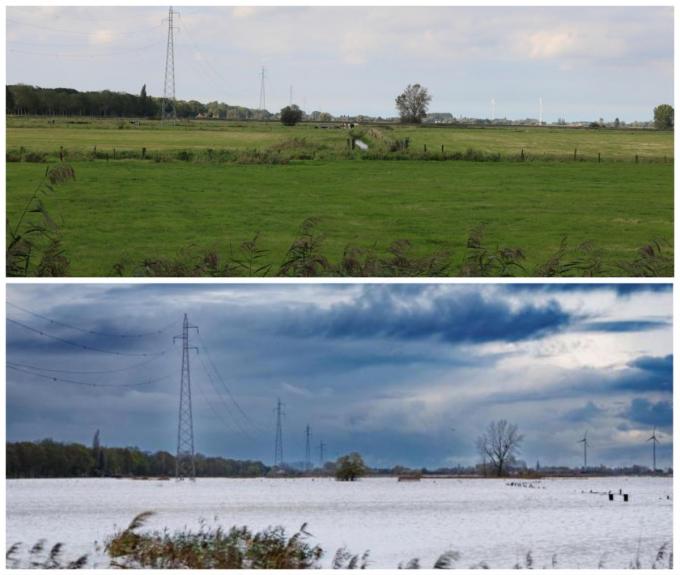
6, 117, 674, 161
6, 160, 673, 276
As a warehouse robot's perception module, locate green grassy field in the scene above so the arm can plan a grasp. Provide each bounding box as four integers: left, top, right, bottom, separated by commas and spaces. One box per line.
7, 117, 674, 161
6, 159, 673, 276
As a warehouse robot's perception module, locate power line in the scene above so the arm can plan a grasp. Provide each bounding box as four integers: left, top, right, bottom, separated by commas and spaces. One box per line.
6, 17, 164, 37
194, 367, 243, 436
7, 301, 179, 338
7, 40, 163, 58
7, 363, 170, 388
196, 352, 252, 439
196, 331, 258, 431
5, 355, 163, 375
7, 317, 169, 357
177, 13, 231, 96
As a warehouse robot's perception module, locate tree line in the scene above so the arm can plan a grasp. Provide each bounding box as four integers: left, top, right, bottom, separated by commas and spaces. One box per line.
6, 438, 269, 478
6, 84, 268, 120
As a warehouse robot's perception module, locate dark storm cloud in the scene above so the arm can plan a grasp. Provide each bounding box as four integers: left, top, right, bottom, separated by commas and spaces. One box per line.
612, 355, 673, 393
281, 286, 571, 344
487, 354, 673, 404
622, 399, 673, 428
580, 320, 670, 333
513, 284, 672, 297
563, 401, 606, 423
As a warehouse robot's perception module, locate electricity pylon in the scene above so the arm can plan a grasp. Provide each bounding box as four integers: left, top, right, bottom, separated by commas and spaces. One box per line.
258, 66, 266, 111
273, 398, 284, 466
162, 6, 178, 124
173, 314, 198, 480
305, 424, 311, 471
319, 440, 326, 467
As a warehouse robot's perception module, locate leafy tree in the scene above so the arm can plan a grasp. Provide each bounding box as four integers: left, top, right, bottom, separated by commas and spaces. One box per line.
335, 452, 367, 481
6, 85, 15, 113
395, 84, 431, 124
280, 105, 303, 126
139, 84, 148, 117
654, 104, 674, 130
476, 420, 523, 477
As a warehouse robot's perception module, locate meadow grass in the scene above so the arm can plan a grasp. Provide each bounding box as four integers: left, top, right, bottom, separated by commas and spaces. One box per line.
7, 117, 674, 161
6, 159, 673, 276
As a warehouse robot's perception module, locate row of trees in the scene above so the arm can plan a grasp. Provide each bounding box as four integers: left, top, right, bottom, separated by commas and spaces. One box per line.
6, 438, 268, 478
6, 84, 267, 120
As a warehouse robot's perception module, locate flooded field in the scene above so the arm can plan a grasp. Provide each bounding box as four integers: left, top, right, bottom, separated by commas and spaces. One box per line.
6, 476, 672, 568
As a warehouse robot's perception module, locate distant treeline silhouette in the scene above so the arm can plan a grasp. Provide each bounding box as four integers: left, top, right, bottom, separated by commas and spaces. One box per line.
6, 439, 268, 479
6, 84, 264, 120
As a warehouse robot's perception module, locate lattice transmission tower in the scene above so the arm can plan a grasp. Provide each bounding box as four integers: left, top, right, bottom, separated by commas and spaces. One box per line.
273, 398, 284, 466
319, 440, 326, 467
174, 313, 198, 480
162, 6, 178, 125
305, 424, 311, 471
259, 66, 266, 111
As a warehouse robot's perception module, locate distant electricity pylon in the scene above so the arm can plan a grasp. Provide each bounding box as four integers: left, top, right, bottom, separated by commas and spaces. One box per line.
259, 66, 266, 111
538, 96, 543, 125
305, 424, 311, 471
578, 430, 590, 470
273, 398, 284, 466
648, 427, 659, 471
162, 6, 178, 125
318, 440, 326, 467
174, 313, 198, 480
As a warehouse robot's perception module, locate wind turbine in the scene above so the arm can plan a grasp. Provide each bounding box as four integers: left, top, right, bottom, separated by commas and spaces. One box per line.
578, 431, 590, 470
647, 427, 659, 471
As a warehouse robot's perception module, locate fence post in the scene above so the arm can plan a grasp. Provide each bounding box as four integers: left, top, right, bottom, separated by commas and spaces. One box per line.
635, 154, 639, 164
59, 146, 64, 162
574, 148, 577, 161
113, 148, 116, 160
441, 144, 444, 153
521, 148, 525, 161
142, 147, 146, 160
424, 144, 427, 153
598, 152, 601, 163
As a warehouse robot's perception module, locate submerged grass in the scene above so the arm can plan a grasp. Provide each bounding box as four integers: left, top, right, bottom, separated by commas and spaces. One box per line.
6, 512, 673, 569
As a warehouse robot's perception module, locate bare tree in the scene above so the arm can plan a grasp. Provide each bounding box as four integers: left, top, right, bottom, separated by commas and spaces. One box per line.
476, 420, 523, 477
395, 84, 431, 124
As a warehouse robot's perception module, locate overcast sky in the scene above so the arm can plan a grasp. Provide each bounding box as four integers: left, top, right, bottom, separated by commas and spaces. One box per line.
6, 6, 673, 121
6, 283, 672, 470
